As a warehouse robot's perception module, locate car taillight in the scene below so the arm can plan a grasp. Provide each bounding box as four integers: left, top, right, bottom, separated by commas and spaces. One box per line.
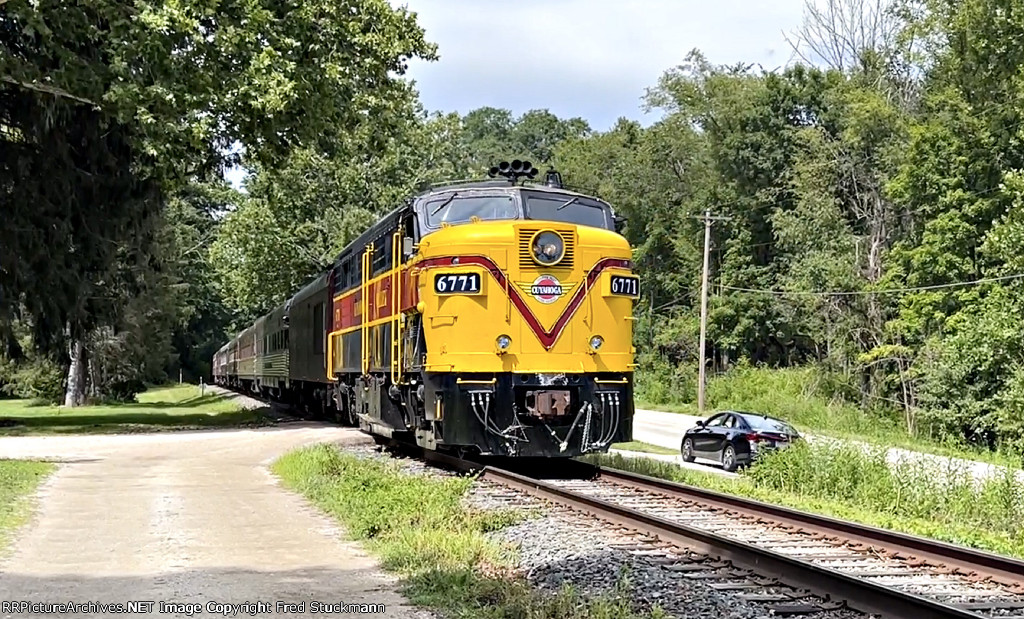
745, 433, 761, 442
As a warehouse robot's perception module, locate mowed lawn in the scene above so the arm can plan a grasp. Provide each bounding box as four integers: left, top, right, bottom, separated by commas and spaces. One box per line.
0, 460, 54, 552
0, 385, 266, 436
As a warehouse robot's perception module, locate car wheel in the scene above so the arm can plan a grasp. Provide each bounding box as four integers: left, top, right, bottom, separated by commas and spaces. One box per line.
681, 438, 695, 462
721, 444, 738, 472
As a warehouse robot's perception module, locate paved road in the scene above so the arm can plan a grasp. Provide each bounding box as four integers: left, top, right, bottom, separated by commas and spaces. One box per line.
0, 422, 433, 619
631, 407, 1024, 485
631, 408, 702, 451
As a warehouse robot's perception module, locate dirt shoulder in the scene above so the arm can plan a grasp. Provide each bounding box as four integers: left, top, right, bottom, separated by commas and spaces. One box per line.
0, 423, 433, 618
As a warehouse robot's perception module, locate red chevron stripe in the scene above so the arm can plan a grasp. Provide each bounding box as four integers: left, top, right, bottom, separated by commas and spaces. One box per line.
418, 255, 631, 349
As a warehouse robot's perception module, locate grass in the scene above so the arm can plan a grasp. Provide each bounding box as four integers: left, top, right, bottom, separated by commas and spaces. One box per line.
0, 460, 55, 553
0, 384, 267, 436
584, 439, 1024, 559
272, 445, 665, 619
611, 441, 677, 456
636, 365, 1024, 469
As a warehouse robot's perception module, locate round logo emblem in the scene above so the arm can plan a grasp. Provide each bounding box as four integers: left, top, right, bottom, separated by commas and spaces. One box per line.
530, 274, 564, 304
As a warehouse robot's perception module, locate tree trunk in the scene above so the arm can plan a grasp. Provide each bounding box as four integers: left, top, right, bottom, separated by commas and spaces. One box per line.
64, 338, 87, 407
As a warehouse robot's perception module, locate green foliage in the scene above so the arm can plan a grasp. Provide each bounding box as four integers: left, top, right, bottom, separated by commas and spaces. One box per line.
915, 286, 1024, 448
748, 441, 1024, 549
11, 0, 1024, 446
462, 107, 590, 174
567, 3, 1024, 453
1, 0, 437, 401
634, 352, 697, 406
586, 443, 1024, 558
210, 144, 404, 319
211, 106, 593, 320
0, 321, 64, 402
273, 446, 657, 619
0, 354, 64, 403
1, 0, 438, 172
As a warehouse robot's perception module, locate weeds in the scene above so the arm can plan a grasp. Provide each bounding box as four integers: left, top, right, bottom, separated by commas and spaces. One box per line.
585, 441, 1024, 558
273, 445, 660, 619
0, 459, 54, 552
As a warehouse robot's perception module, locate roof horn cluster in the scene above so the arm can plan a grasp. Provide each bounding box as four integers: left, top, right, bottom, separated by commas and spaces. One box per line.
488, 160, 539, 181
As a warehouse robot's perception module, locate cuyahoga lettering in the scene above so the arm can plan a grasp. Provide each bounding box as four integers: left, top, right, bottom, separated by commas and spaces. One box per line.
531, 284, 563, 295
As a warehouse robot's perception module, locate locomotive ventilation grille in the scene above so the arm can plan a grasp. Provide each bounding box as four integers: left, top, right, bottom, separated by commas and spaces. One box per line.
518, 228, 575, 269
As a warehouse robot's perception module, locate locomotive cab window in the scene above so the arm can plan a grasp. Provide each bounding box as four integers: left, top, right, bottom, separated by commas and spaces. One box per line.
422, 193, 518, 229
524, 193, 611, 229
371, 236, 390, 275
345, 256, 359, 288
337, 258, 353, 293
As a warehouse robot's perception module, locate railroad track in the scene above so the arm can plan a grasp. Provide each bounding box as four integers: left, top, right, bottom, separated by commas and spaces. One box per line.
463, 461, 1024, 619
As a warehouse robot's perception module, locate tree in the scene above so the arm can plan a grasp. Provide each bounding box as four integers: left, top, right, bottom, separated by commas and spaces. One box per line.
210, 107, 466, 321
1, 0, 437, 404
786, 0, 905, 73
460, 107, 590, 174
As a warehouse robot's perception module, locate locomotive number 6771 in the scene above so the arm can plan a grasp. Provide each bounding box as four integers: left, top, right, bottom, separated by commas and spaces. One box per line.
213, 161, 638, 458
434, 273, 482, 294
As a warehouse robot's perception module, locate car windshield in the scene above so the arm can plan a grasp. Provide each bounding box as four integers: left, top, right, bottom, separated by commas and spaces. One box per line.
425, 194, 518, 228
740, 414, 797, 435
525, 194, 610, 229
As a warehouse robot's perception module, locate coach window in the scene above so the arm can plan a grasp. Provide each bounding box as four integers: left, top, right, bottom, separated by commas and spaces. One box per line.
422, 194, 518, 229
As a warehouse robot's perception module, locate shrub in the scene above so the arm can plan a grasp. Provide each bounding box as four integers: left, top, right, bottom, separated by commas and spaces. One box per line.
0, 356, 64, 403
635, 353, 696, 405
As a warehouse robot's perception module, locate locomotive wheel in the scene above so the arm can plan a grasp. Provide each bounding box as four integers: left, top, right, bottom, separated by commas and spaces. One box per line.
334, 390, 357, 426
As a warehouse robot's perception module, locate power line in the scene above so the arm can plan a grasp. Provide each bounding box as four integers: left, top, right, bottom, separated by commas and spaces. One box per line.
719, 273, 1024, 297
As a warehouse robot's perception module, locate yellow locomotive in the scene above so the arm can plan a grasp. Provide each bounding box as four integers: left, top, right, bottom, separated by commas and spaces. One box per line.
214, 162, 637, 458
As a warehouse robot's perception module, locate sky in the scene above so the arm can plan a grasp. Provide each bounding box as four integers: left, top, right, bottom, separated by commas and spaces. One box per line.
397, 0, 810, 132
227, 1, 810, 187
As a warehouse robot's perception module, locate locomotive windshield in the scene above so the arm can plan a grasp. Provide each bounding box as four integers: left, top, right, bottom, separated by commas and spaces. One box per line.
525, 194, 611, 229
424, 193, 518, 228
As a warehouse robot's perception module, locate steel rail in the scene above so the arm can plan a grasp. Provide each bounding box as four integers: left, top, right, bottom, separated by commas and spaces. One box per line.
599, 466, 1024, 588
480, 465, 989, 619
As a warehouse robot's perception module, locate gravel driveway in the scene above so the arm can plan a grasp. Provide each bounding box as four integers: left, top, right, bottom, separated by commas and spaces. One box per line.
0, 422, 431, 618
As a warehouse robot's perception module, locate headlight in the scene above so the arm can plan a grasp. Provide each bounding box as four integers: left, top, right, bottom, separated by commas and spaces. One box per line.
496, 334, 512, 352
531, 230, 564, 265
589, 335, 604, 351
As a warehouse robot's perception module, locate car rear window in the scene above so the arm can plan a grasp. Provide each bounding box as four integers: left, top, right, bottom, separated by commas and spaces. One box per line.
740, 414, 797, 434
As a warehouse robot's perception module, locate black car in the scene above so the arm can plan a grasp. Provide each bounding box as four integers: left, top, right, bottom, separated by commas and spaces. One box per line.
680, 411, 800, 472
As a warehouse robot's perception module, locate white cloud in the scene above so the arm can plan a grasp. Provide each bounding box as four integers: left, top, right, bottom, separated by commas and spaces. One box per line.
397, 0, 807, 130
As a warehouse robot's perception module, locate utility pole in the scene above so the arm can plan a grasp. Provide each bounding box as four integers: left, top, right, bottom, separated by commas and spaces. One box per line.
696, 209, 729, 414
